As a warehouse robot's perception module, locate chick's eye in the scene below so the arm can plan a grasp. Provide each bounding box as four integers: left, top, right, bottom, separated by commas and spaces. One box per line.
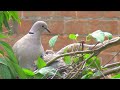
42, 25, 44, 27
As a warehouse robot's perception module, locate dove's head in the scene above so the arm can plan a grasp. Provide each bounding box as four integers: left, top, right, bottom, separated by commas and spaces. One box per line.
29, 21, 51, 34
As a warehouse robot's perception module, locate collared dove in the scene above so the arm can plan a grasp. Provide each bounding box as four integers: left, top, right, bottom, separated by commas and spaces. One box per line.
13, 21, 50, 70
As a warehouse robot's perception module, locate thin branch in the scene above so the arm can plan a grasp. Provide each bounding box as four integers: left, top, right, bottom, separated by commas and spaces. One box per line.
57, 37, 120, 54
50, 69, 59, 79
70, 61, 86, 79
65, 53, 95, 79
103, 62, 120, 69
91, 66, 120, 79
94, 60, 106, 79
103, 51, 120, 66
46, 37, 120, 66
46, 50, 93, 65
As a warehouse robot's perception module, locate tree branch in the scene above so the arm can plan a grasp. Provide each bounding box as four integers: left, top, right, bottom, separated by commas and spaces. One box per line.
91, 65, 120, 79
103, 62, 120, 69
46, 37, 120, 66
57, 37, 120, 54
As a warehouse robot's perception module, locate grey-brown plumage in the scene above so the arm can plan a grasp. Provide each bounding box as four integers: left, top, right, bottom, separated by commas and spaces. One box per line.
13, 21, 50, 70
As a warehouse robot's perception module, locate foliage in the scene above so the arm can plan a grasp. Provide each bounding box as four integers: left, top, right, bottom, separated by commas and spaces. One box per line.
49, 35, 59, 49
86, 30, 113, 43
0, 11, 118, 79
0, 11, 20, 34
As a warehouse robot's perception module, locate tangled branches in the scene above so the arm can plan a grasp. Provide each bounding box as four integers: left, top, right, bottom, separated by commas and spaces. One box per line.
44, 36, 120, 79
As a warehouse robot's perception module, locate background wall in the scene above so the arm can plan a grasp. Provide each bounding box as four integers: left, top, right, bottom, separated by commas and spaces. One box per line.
4, 11, 120, 65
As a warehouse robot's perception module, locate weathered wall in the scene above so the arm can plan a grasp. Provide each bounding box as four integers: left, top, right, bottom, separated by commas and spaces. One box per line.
4, 11, 120, 64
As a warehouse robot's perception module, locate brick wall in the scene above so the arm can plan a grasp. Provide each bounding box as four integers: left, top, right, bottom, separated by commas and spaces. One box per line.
4, 11, 120, 65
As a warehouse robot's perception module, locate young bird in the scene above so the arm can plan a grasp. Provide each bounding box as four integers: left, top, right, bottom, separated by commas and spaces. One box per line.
13, 21, 50, 70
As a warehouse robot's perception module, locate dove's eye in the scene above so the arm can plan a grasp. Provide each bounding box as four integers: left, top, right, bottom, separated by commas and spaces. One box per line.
42, 25, 44, 27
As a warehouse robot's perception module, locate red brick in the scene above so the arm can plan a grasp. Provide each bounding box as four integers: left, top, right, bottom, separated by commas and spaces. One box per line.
2, 34, 24, 47
23, 11, 54, 17
105, 45, 120, 52
54, 11, 76, 17
115, 53, 120, 62
103, 11, 120, 18
47, 21, 64, 34
77, 11, 104, 18
98, 51, 114, 65
117, 21, 120, 35
17, 20, 33, 34
42, 35, 73, 51
64, 20, 90, 34
88, 20, 118, 35
41, 35, 53, 50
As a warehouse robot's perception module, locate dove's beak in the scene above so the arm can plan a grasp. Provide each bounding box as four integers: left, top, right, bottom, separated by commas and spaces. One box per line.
44, 27, 51, 33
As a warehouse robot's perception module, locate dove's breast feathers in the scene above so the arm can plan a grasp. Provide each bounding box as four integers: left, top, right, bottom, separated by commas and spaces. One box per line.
13, 34, 44, 69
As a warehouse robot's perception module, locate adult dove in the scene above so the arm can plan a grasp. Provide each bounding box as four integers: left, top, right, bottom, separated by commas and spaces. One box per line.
13, 21, 50, 70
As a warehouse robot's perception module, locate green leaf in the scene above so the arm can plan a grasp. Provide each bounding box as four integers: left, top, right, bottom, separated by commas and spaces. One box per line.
34, 73, 44, 79
0, 13, 3, 32
22, 68, 35, 77
69, 34, 78, 40
36, 57, 46, 69
90, 30, 105, 43
86, 34, 93, 42
112, 74, 120, 79
0, 33, 8, 39
0, 50, 4, 55
34, 66, 61, 78
12, 62, 27, 79
3, 11, 10, 21
4, 57, 18, 78
73, 57, 80, 63
0, 41, 18, 64
63, 56, 72, 65
81, 71, 93, 79
49, 35, 58, 48
3, 13, 11, 30
10, 11, 21, 24
0, 64, 12, 79
92, 71, 101, 77
0, 57, 8, 66
84, 54, 101, 69
104, 32, 112, 40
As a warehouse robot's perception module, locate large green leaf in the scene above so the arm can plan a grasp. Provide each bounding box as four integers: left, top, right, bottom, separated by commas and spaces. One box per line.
0, 57, 8, 66
49, 35, 58, 48
4, 57, 18, 78
36, 57, 46, 69
3, 12, 11, 30
90, 30, 105, 43
0, 41, 18, 64
10, 11, 21, 24
0, 13, 3, 32
12, 62, 27, 79
104, 32, 112, 40
0, 64, 12, 79
86, 30, 113, 43
4, 56, 26, 79
34, 66, 61, 78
